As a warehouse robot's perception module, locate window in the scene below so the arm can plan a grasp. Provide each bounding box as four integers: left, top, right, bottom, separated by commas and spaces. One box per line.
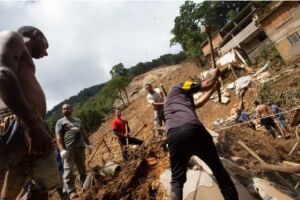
288, 33, 300, 44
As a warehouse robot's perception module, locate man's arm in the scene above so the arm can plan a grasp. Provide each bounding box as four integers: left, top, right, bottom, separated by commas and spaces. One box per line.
200, 68, 220, 92
194, 83, 217, 108
55, 121, 65, 151
151, 102, 165, 106
55, 133, 65, 151
255, 108, 261, 119
113, 129, 127, 138
82, 129, 91, 145
0, 32, 39, 126
147, 95, 164, 107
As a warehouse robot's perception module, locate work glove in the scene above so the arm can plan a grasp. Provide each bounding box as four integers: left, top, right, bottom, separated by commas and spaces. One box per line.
85, 144, 93, 154
60, 149, 69, 159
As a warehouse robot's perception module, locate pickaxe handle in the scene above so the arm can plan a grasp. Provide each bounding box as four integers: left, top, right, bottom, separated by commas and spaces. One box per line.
160, 83, 167, 98
206, 27, 222, 103
125, 123, 129, 146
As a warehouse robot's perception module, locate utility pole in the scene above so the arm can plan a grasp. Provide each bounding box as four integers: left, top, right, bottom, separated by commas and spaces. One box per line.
202, 25, 222, 103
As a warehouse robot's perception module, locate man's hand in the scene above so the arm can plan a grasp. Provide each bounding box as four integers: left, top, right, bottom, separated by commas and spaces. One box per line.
60, 149, 69, 159
25, 121, 53, 157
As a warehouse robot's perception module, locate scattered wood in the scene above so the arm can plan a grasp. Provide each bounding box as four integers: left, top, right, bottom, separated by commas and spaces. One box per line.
238, 140, 300, 196
259, 162, 300, 173
146, 157, 157, 166
283, 160, 300, 167
253, 178, 293, 200
229, 64, 238, 80
291, 109, 300, 127
288, 142, 299, 156
289, 130, 299, 156
237, 140, 265, 163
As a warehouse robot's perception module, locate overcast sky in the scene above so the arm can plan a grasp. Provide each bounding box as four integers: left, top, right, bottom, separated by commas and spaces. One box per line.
0, 0, 184, 110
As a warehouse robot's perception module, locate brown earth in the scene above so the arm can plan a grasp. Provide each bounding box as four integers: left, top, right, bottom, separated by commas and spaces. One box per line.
51, 61, 300, 199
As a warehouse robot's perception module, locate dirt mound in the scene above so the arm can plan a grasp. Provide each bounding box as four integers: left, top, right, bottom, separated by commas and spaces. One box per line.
80, 140, 169, 200
50, 61, 300, 200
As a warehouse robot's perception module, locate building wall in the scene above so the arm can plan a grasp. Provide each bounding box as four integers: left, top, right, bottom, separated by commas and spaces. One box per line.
247, 38, 273, 63
220, 20, 261, 55
202, 34, 223, 56
262, 2, 300, 63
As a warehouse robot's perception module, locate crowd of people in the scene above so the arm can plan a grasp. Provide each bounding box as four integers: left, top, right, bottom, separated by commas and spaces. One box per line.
234, 101, 292, 139
0, 26, 296, 200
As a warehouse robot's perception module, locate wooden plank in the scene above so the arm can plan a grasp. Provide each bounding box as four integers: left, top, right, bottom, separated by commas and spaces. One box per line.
237, 140, 265, 163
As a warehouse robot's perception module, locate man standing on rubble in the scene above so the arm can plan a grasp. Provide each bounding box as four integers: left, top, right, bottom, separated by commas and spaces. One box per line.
112, 108, 143, 160
254, 101, 282, 138
55, 104, 92, 199
235, 108, 256, 130
269, 102, 292, 137
145, 83, 166, 128
0, 26, 61, 199
164, 68, 238, 200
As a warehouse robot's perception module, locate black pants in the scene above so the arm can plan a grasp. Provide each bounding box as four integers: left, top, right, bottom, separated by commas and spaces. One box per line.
260, 117, 278, 138
167, 124, 238, 200
118, 137, 143, 160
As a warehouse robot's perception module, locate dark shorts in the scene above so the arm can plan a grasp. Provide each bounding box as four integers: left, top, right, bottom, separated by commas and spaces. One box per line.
154, 108, 165, 127
0, 119, 61, 199
260, 117, 276, 130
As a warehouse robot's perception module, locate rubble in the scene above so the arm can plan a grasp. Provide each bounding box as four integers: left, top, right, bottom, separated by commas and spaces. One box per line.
49, 62, 300, 200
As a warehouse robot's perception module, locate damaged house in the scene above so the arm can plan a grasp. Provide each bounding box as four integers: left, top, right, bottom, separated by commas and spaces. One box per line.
257, 1, 300, 64
202, 2, 271, 66
202, 1, 300, 67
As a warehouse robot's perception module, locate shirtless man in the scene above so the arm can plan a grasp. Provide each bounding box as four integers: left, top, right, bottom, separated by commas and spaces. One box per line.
254, 101, 281, 138
0, 26, 60, 199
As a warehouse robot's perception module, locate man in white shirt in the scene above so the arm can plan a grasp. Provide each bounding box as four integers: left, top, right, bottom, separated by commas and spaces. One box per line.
145, 83, 165, 128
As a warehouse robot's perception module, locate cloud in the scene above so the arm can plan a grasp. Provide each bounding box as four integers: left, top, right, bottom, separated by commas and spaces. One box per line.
0, 0, 183, 110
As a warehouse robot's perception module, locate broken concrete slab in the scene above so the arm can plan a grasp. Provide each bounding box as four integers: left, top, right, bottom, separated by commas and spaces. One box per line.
160, 169, 223, 200
253, 178, 293, 200
188, 156, 213, 175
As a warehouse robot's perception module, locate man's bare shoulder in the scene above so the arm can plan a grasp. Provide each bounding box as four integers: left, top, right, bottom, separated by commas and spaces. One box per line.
0, 30, 22, 41
0, 30, 25, 52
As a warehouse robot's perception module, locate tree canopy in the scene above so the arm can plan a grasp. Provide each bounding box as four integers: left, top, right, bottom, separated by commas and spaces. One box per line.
110, 63, 127, 77
171, 1, 250, 59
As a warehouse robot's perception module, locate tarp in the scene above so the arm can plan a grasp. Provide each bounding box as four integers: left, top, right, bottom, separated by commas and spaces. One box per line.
227, 75, 252, 96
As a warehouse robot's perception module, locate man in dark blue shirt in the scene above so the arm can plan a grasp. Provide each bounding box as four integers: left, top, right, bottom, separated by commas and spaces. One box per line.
164, 69, 238, 200
235, 108, 256, 130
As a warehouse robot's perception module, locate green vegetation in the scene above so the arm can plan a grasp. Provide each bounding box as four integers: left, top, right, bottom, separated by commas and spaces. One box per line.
46, 52, 186, 134
170, 1, 250, 60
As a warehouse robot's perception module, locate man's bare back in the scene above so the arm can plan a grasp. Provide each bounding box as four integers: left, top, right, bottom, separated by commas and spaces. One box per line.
255, 104, 272, 119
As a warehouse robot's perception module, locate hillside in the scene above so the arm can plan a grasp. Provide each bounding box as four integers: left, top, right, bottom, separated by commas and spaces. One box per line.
49, 60, 300, 200
45, 52, 186, 133
46, 83, 106, 118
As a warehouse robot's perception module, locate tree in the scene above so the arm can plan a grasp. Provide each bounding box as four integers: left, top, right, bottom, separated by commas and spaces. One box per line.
110, 63, 127, 77
111, 76, 130, 105
171, 1, 250, 60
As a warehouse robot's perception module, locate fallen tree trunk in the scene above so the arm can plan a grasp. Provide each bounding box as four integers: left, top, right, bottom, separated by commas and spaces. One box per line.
259, 163, 300, 173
